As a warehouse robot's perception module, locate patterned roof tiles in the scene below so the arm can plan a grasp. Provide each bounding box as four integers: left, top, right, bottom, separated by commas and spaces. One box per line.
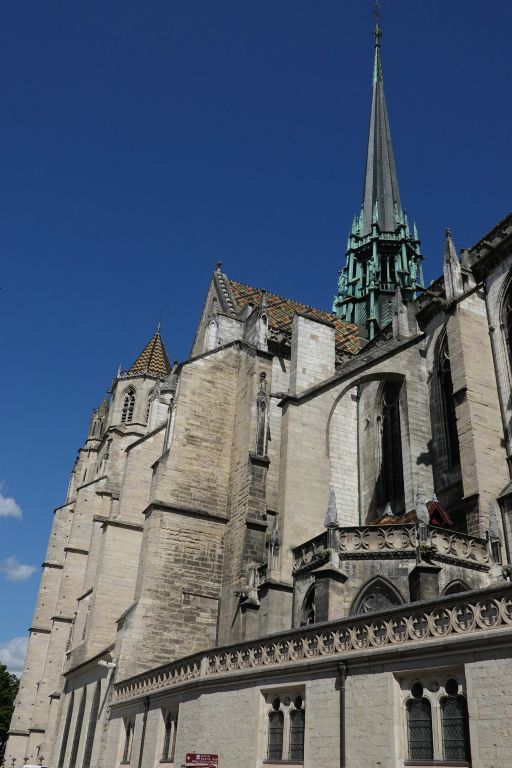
229, 280, 361, 355
128, 331, 171, 378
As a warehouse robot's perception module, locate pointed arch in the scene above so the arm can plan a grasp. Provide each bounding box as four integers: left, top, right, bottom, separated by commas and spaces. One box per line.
121, 386, 136, 423
379, 380, 405, 514
301, 585, 316, 626
435, 331, 460, 471
351, 576, 404, 616
442, 579, 471, 596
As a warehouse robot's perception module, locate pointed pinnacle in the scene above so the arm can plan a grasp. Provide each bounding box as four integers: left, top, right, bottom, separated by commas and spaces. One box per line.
444, 228, 458, 263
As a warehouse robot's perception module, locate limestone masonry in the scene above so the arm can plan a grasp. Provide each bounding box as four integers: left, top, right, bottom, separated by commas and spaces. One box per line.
6, 18, 512, 768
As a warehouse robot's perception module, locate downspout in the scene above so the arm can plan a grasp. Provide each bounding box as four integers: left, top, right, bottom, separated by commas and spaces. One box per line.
137, 696, 150, 768
338, 662, 347, 768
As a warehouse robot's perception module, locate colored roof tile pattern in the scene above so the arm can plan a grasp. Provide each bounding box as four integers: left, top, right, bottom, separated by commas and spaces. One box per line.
128, 330, 171, 377
229, 280, 361, 355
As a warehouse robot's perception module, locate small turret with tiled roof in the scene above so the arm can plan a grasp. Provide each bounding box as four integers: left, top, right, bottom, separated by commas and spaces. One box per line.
127, 325, 172, 378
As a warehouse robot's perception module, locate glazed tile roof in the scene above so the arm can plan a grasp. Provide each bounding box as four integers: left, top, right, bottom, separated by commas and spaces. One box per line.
128, 331, 171, 378
229, 280, 361, 355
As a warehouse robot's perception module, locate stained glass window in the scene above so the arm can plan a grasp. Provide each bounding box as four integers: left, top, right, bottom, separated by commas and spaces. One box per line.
442, 695, 470, 761
289, 707, 305, 761
267, 708, 284, 760
407, 697, 433, 761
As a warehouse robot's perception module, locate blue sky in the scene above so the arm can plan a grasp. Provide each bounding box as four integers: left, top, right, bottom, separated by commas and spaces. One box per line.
0, 0, 511, 673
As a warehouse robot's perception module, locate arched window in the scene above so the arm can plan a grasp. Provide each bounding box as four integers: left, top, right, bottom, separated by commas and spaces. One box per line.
82, 682, 101, 768
256, 397, 267, 455
121, 387, 136, 424
407, 684, 433, 761
57, 692, 74, 768
380, 382, 405, 514
146, 389, 154, 423
122, 718, 135, 764
442, 579, 471, 596
441, 689, 470, 761
162, 710, 178, 762
301, 586, 316, 626
438, 340, 460, 469
352, 577, 403, 616
69, 687, 86, 768
267, 700, 284, 760
205, 320, 218, 352
289, 699, 305, 761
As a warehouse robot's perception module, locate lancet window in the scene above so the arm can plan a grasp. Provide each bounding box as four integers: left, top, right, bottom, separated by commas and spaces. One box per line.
438, 339, 460, 469
161, 709, 178, 762
407, 685, 433, 761
121, 717, 135, 764
121, 387, 136, 424
441, 688, 470, 761
265, 693, 305, 763
380, 382, 405, 514
401, 676, 470, 764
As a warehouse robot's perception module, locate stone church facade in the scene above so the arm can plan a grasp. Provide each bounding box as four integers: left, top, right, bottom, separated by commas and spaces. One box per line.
6, 21, 512, 768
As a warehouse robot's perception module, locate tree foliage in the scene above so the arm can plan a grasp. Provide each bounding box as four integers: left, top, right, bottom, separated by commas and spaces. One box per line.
0, 663, 19, 762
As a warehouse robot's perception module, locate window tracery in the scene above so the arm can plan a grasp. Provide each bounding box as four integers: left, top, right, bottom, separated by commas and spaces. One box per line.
301, 586, 316, 626
352, 577, 403, 616
400, 675, 470, 765
121, 387, 136, 424
265, 692, 305, 763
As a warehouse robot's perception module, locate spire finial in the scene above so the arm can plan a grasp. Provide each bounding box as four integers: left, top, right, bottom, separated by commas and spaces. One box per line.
373, 0, 382, 46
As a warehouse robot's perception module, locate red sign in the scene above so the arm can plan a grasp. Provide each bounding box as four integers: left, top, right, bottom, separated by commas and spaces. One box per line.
185, 754, 218, 767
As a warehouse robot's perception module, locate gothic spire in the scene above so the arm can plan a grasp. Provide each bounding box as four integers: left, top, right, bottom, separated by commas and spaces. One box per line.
332, 14, 424, 339
361, 20, 401, 236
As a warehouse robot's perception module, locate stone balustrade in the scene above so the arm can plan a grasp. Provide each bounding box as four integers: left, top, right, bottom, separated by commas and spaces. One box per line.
292, 524, 490, 572
114, 584, 512, 704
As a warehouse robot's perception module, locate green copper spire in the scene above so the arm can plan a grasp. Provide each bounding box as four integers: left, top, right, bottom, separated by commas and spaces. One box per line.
332, 15, 424, 339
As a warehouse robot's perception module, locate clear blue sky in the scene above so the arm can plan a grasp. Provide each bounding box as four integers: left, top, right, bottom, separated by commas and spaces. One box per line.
0, 1, 511, 671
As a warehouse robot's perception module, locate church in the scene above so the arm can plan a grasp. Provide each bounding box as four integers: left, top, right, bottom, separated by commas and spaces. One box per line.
6, 17, 512, 768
